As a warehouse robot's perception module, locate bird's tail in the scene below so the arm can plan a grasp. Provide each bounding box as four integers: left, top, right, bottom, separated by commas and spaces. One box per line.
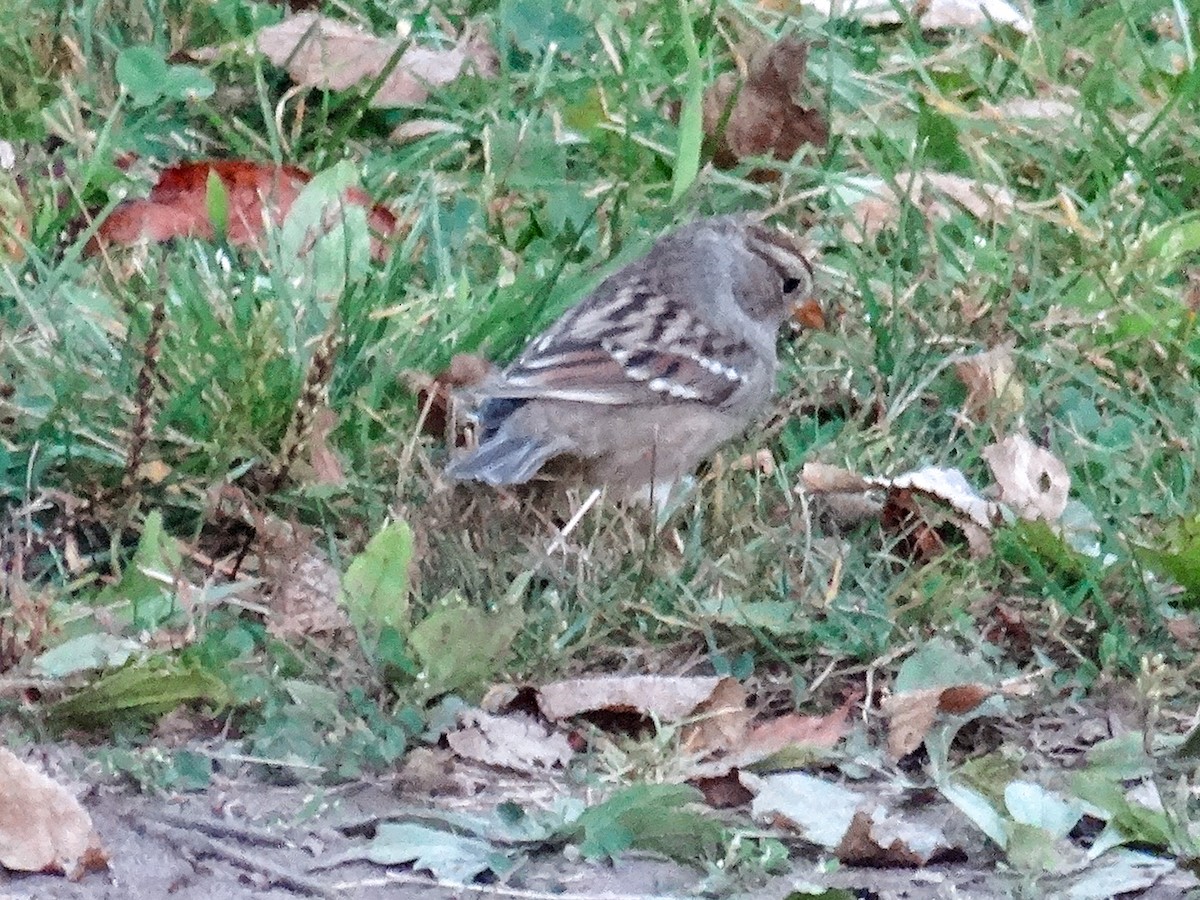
445, 434, 572, 485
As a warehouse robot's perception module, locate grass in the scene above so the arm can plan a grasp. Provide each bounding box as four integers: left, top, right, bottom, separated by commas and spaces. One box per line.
2, 0, 1200, 873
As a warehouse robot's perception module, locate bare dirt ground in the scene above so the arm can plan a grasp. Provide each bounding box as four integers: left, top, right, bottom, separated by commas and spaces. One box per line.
6, 741, 1198, 900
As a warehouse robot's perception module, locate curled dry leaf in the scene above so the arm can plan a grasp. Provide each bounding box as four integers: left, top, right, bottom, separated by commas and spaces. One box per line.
982, 435, 1070, 522
835, 806, 957, 867
800, 463, 997, 560
883, 684, 994, 758
445, 708, 573, 773
413, 353, 495, 443
955, 344, 1024, 423
536, 674, 724, 724
686, 695, 856, 780
807, 0, 1031, 33
256, 13, 497, 108
680, 677, 753, 756
701, 36, 827, 179
89, 160, 397, 260
0, 748, 107, 878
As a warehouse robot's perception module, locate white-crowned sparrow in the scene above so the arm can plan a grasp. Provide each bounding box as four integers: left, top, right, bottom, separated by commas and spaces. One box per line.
445, 215, 815, 500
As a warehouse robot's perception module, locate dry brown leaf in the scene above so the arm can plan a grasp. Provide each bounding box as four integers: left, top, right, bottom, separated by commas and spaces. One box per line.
256, 13, 497, 108
681, 678, 752, 755
445, 708, 573, 773
0, 748, 107, 878
883, 684, 993, 758
799, 461, 872, 494
307, 406, 345, 486
741, 697, 854, 759
701, 36, 827, 179
955, 344, 1024, 423
536, 675, 722, 723
982, 435, 1070, 522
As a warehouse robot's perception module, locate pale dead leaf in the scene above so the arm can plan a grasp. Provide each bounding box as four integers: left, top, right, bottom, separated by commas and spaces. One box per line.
955, 344, 1024, 423
536, 675, 722, 723
979, 96, 1078, 123
800, 462, 996, 545
256, 13, 497, 109
0, 748, 107, 878
843, 170, 1021, 242
259, 525, 350, 640
744, 770, 863, 849
701, 36, 827, 179
730, 449, 776, 477
390, 118, 465, 144
446, 708, 573, 773
982, 435, 1070, 522
922, 171, 1017, 221
807, 0, 1032, 32
882, 688, 941, 759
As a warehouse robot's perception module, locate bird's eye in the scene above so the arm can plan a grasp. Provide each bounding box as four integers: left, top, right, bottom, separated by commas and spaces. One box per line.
782, 276, 804, 294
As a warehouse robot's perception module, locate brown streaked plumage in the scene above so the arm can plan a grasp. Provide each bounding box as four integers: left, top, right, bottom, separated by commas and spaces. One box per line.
445, 216, 815, 499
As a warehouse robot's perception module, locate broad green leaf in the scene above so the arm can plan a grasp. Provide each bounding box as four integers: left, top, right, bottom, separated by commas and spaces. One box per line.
669, 0, 703, 204
498, 0, 588, 55
340, 520, 413, 632
1071, 774, 1172, 850
408, 592, 523, 698
1135, 515, 1200, 607
894, 638, 994, 692
566, 784, 725, 865
96, 510, 183, 630
32, 633, 142, 678
48, 658, 230, 732
206, 168, 230, 241
364, 822, 501, 882
116, 46, 214, 106
278, 160, 372, 302
116, 47, 169, 106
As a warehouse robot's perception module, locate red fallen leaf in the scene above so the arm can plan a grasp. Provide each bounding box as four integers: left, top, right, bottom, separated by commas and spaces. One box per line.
88, 160, 397, 259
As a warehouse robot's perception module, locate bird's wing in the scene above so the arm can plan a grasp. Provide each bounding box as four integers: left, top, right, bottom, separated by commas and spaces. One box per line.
485, 279, 756, 407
